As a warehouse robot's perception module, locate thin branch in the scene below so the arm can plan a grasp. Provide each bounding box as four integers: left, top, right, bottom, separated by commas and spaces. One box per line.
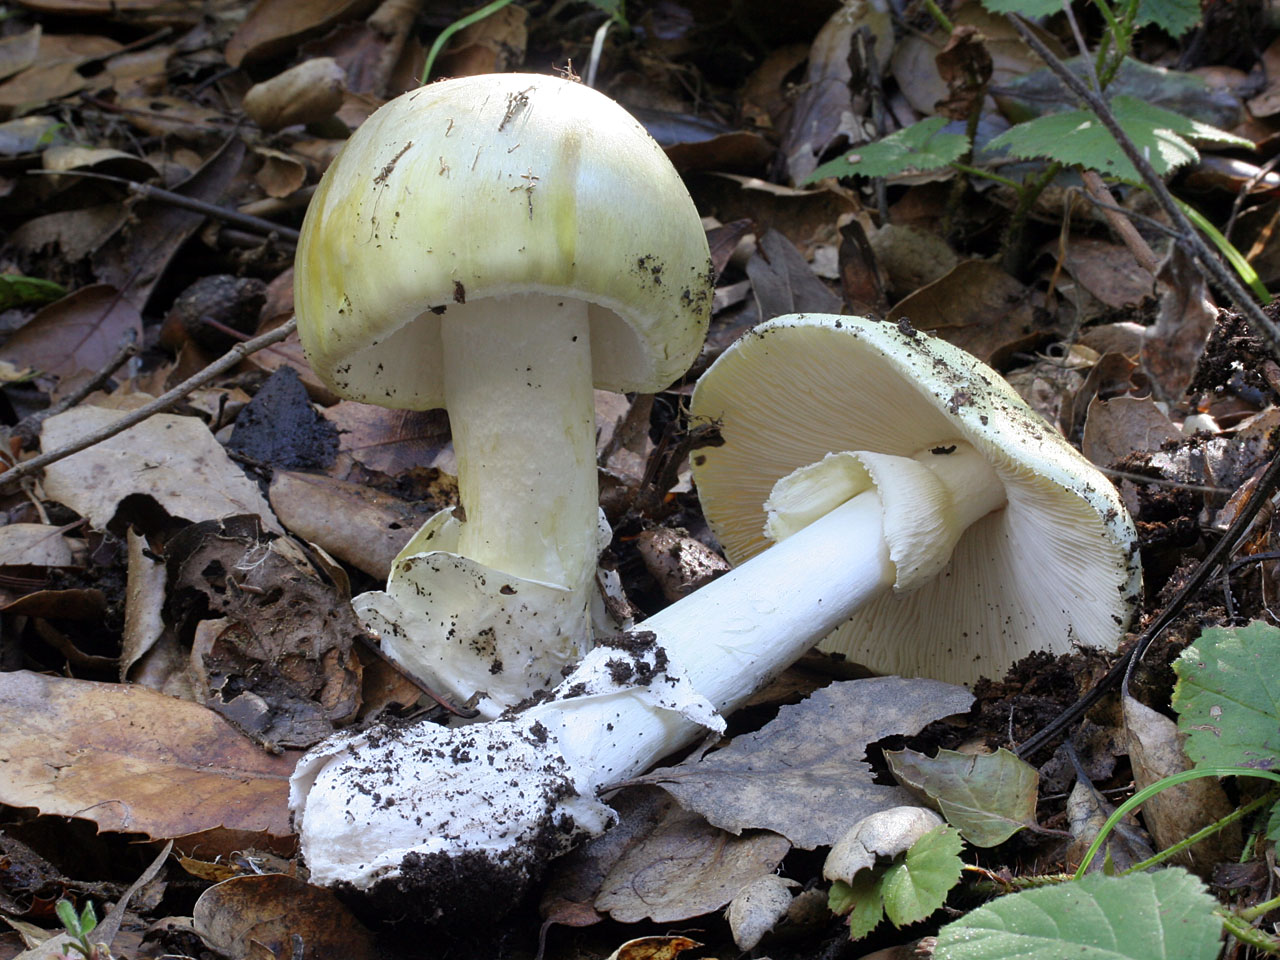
1004, 13, 1280, 357
12, 329, 140, 445
25, 169, 301, 243
0, 319, 298, 488
1079, 169, 1161, 277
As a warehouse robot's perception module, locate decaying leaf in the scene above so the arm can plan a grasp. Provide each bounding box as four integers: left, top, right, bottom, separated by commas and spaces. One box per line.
192, 874, 378, 960
726, 874, 798, 952
39, 406, 281, 534
0, 670, 297, 839
633, 676, 974, 849
886, 747, 1040, 847
165, 515, 364, 750
1123, 694, 1240, 875
594, 801, 790, 924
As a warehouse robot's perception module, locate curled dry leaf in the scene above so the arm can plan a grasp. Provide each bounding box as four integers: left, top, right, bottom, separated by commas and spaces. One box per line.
0, 670, 297, 839
242, 57, 346, 131
727, 873, 798, 951
1123, 694, 1241, 876
824, 806, 945, 883
192, 874, 378, 960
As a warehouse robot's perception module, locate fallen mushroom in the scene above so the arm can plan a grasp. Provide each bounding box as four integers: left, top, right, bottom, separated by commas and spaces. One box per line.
289, 315, 1139, 912
689, 314, 1142, 684
293, 73, 713, 716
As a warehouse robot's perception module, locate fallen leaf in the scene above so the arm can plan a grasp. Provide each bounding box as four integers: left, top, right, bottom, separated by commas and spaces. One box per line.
1081, 395, 1181, 466
595, 801, 789, 923
0, 670, 297, 838
269, 470, 423, 579
192, 874, 378, 960
632, 676, 974, 849
322, 400, 453, 476
746, 228, 842, 321
39, 406, 282, 534
885, 748, 1039, 847
726, 873, 798, 951
604, 936, 702, 960
1123, 694, 1240, 876
0, 523, 73, 566
226, 0, 378, 67
0, 285, 141, 396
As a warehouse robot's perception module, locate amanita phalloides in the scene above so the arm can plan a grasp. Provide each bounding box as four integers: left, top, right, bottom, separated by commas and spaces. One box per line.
289, 315, 1140, 910
293, 73, 713, 717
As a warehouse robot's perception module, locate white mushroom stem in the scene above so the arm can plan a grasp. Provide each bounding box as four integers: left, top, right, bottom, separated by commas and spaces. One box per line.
441, 294, 598, 590
292, 445, 1007, 892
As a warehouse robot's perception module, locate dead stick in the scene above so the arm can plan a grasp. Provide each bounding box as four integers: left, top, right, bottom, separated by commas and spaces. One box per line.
13, 329, 140, 444
25, 169, 301, 243
0, 318, 298, 488
1079, 169, 1161, 278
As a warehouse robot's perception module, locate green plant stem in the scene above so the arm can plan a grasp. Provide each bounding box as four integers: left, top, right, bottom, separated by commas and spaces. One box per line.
920, 0, 953, 33
1119, 790, 1278, 876
1219, 910, 1280, 955
1240, 892, 1280, 924
1001, 161, 1061, 274
421, 0, 515, 83
1076, 768, 1280, 878
950, 163, 1023, 192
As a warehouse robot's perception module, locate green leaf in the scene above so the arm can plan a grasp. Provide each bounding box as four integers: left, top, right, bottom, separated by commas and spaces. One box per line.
845, 872, 886, 941
829, 878, 858, 915
1172, 621, 1280, 771
56, 899, 81, 935
1137, 0, 1201, 36
979, 0, 1061, 14
880, 825, 964, 928
886, 748, 1039, 847
934, 868, 1222, 960
1266, 801, 1280, 842
805, 117, 969, 183
0, 274, 65, 311
987, 95, 1248, 182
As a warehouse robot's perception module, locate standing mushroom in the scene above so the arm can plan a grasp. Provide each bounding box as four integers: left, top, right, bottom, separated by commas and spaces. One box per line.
289, 315, 1140, 906
294, 73, 713, 716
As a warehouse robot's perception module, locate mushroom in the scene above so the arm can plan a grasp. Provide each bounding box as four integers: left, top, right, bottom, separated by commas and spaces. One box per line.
293, 73, 713, 716
692, 313, 1143, 685
288, 315, 1140, 908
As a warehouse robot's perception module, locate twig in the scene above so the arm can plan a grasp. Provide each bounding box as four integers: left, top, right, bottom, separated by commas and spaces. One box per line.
1016, 444, 1280, 758
1079, 169, 1161, 277
1004, 13, 1280, 358
13, 329, 140, 445
0, 319, 298, 488
25, 169, 301, 243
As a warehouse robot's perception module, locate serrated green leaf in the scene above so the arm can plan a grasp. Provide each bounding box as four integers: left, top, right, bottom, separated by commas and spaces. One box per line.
979, 0, 1061, 14
934, 868, 1222, 960
0, 274, 65, 311
880, 825, 963, 928
805, 117, 969, 183
831, 871, 884, 940
886, 748, 1038, 847
1137, 0, 1201, 35
987, 95, 1247, 182
1172, 621, 1280, 771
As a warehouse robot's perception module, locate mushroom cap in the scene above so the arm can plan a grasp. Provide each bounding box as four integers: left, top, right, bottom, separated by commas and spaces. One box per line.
294, 73, 713, 408
689, 314, 1141, 686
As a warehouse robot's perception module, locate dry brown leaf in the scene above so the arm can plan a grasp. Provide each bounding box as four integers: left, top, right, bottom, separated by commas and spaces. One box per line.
634, 677, 974, 850
1081, 395, 1181, 466
322, 401, 453, 476
253, 147, 308, 198
268, 471, 422, 579
0, 33, 120, 111
432, 1, 526, 78
242, 58, 346, 131
888, 260, 1052, 365
595, 801, 790, 924
192, 874, 379, 960
746, 228, 842, 321
1058, 238, 1155, 310
0, 523, 73, 566
226, 0, 378, 67
1142, 246, 1220, 403
604, 937, 702, 960
1123, 694, 1241, 876
0, 670, 297, 838
868, 223, 958, 297
39, 406, 281, 534
0, 25, 40, 82
0, 285, 141, 396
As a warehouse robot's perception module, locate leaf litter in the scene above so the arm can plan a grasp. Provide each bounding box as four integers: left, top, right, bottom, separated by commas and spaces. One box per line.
0, 0, 1277, 957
